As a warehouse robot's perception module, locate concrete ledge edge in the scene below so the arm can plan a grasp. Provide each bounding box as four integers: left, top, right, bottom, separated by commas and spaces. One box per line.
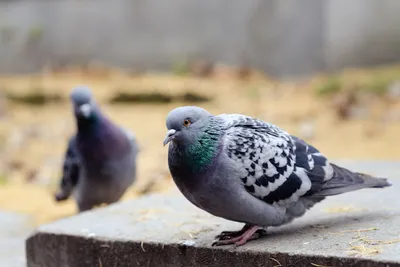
26, 231, 400, 267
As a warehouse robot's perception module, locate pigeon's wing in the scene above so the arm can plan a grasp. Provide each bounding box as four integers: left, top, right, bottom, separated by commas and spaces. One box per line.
288, 135, 334, 195
120, 127, 136, 142
220, 114, 334, 206
120, 127, 140, 154
55, 136, 81, 201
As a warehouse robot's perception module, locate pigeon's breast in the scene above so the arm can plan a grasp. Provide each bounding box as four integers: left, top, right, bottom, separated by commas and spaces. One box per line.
168, 143, 225, 209
78, 134, 135, 184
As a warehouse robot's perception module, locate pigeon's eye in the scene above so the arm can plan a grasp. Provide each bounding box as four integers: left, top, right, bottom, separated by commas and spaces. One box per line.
183, 119, 191, 127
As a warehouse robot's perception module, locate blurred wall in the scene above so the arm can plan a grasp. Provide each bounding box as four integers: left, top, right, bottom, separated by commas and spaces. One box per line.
325, 0, 400, 71
0, 0, 399, 78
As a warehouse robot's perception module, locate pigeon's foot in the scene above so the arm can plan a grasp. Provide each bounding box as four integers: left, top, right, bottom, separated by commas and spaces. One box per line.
215, 224, 266, 240
212, 225, 266, 247
215, 224, 252, 240
54, 191, 69, 202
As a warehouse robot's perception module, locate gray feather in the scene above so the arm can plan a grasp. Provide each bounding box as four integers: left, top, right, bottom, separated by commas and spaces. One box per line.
164, 106, 392, 231
55, 86, 139, 212
311, 163, 392, 197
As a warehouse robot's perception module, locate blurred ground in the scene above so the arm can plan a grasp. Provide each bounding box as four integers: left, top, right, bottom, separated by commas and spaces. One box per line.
0, 63, 399, 227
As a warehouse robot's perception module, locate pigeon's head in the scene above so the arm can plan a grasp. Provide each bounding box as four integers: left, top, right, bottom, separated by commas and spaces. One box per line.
163, 106, 212, 147
70, 86, 97, 120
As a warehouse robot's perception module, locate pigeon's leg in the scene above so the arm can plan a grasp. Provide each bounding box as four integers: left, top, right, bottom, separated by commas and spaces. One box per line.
216, 224, 267, 240
215, 224, 252, 239
54, 190, 70, 202
212, 225, 266, 247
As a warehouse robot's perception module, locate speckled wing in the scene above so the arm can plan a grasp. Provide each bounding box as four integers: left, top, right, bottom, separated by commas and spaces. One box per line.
219, 114, 334, 206
57, 136, 80, 199
289, 135, 334, 196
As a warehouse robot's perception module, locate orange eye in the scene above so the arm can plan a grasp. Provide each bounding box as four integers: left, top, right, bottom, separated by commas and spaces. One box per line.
183, 119, 191, 127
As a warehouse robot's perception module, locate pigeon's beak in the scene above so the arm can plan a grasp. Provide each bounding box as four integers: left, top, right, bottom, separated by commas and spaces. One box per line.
79, 103, 91, 118
163, 129, 176, 146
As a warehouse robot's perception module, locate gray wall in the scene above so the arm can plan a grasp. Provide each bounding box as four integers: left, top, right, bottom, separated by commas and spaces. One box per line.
326, 0, 400, 71
0, 0, 400, 78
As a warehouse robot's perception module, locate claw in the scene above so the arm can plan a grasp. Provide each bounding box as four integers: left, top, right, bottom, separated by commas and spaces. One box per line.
214, 224, 252, 240
215, 232, 241, 240
212, 225, 266, 247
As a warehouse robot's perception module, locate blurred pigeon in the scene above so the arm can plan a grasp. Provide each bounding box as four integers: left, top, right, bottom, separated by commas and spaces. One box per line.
55, 86, 139, 212
163, 106, 391, 246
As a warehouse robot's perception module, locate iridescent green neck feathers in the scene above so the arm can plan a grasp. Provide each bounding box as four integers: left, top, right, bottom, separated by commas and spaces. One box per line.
178, 120, 222, 173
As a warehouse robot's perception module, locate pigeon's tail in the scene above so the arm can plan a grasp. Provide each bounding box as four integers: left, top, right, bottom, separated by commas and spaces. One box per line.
313, 163, 392, 197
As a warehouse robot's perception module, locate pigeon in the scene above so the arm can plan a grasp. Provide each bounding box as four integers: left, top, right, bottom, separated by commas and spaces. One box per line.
163, 106, 392, 246
55, 86, 139, 212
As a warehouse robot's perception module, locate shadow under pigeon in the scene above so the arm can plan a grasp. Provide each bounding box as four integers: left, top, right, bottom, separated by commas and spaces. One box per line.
269, 211, 388, 237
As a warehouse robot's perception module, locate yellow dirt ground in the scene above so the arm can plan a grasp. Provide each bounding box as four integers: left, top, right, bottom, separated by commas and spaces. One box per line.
0, 68, 398, 226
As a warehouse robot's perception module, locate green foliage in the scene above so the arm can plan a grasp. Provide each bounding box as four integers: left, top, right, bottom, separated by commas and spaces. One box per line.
0, 173, 8, 186
6, 90, 63, 105
316, 76, 342, 96
180, 92, 210, 103
110, 92, 173, 104
28, 26, 44, 42
363, 77, 391, 95
171, 60, 190, 76
315, 66, 400, 98
109, 91, 211, 104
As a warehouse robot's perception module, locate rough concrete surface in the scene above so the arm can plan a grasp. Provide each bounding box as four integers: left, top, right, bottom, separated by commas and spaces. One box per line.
26, 161, 400, 267
0, 211, 32, 267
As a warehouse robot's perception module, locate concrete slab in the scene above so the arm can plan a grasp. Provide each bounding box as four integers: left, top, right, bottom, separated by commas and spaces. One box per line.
0, 211, 32, 267
26, 161, 400, 267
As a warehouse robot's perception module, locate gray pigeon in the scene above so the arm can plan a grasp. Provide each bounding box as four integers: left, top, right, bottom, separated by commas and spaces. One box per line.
55, 86, 139, 212
163, 106, 392, 246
